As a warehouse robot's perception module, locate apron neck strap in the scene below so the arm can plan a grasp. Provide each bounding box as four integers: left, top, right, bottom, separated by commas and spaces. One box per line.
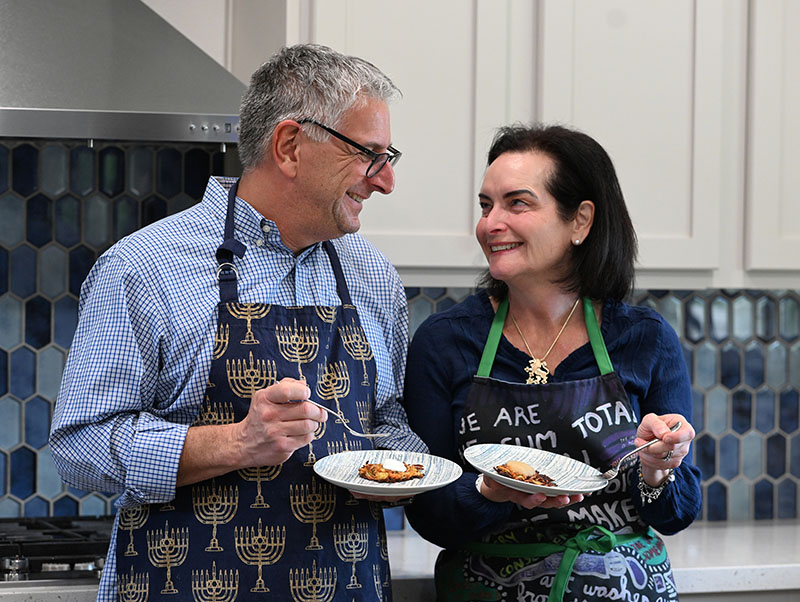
322, 241, 353, 306
476, 296, 614, 378
215, 179, 248, 303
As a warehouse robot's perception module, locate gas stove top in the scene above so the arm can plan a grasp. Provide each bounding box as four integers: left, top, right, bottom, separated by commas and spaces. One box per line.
0, 516, 113, 583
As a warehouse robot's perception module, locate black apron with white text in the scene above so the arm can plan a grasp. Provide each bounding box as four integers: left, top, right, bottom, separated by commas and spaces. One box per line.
116, 181, 391, 601
436, 298, 678, 602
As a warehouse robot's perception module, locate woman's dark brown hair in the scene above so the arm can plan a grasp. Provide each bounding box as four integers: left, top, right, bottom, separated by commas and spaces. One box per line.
478, 123, 637, 302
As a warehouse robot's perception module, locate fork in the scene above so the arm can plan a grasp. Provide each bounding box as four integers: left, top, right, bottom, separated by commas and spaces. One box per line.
594, 421, 682, 480
300, 398, 384, 439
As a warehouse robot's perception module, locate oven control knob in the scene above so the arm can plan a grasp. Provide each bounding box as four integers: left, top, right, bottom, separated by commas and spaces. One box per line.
1, 556, 29, 572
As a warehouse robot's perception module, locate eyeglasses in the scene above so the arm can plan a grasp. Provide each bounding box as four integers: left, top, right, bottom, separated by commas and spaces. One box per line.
299, 119, 401, 178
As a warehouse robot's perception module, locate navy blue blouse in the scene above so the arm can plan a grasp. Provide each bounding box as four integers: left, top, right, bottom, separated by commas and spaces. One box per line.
402, 290, 702, 549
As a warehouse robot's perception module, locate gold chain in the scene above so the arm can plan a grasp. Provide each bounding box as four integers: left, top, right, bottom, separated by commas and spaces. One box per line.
509, 297, 580, 385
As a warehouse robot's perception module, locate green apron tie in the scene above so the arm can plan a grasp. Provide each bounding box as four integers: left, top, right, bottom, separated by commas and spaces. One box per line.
465, 526, 651, 602
477, 297, 614, 378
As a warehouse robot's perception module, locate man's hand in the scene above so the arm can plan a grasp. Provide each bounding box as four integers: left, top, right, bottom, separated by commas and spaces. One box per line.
177, 378, 327, 486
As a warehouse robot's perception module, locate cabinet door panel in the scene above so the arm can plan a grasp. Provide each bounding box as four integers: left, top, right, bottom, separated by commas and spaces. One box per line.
539, 0, 736, 271
746, 0, 800, 270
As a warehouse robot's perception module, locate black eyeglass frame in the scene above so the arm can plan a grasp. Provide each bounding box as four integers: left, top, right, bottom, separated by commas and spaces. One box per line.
298, 118, 401, 178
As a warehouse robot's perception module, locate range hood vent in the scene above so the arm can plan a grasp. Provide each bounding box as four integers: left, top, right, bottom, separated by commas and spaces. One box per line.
0, 0, 247, 142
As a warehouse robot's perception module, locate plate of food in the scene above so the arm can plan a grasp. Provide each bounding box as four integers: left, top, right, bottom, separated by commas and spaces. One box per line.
463, 443, 608, 496
312, 449, 462, 496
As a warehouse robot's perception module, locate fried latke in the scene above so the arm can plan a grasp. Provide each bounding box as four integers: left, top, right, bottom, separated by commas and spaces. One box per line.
495, 461, 557, 487
358, 461, 425, 483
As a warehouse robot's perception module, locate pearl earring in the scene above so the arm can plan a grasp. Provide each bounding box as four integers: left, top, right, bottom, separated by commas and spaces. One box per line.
574, 239, 581, 245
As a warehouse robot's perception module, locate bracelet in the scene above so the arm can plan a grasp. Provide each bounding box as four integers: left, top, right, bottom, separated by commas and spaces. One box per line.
475, 474, 484, 495
637, 466, 675, 504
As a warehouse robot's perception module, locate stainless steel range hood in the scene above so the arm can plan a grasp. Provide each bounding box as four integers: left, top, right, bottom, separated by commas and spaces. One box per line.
0, 0, 246, 143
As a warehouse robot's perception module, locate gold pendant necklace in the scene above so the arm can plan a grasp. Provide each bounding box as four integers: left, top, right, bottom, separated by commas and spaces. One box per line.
509, 297, 580, 385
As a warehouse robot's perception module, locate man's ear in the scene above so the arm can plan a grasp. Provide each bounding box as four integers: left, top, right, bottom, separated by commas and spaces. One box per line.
573, 200, 595, 242
271, 120, 303, 178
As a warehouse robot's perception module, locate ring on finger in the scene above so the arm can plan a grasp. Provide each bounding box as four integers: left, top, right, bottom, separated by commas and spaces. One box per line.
663, 450, 674, 462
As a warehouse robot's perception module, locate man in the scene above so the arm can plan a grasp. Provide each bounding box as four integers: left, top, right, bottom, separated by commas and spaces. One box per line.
51, 44, 425, 601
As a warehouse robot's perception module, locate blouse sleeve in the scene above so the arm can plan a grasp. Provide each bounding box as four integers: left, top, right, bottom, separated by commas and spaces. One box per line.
402, 313, 514, 549
627, 314, 703, 534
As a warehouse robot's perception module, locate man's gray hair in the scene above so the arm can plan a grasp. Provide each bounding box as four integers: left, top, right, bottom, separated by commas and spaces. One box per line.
238, 44, 401, 171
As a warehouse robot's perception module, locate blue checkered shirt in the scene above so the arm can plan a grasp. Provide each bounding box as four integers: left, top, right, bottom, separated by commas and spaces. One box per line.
50, 176, 427, 601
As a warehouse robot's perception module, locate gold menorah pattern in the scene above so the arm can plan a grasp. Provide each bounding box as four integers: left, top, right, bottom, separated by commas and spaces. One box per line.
192, 481, 239, 552
237, 464, 282, 508
333, 515, 370, 590
227, 303, 271, 345
117, 566, 149, 602
304, 418, 327, 467
191, 560, 239, 602
289, 559, 337, 602
338, 322, 374, 386
213, 322, 229, 359
234, 518, 286, 593
326, 432, 362, 456
315, 305, 337, 324
226, 351, 277, 398
355, 400, 372, 434
119, 505, 150, 557
146, 520, 189, 595
316, 361, 350, 424
194, 395, 236, 426
373, 564, 387, 602
290, 477, 336, 551
275, 319, 319, 380
378, 527, 389, 562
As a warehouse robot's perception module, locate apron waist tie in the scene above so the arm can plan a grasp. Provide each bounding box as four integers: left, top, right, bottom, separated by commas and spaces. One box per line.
464, 525, 652, 602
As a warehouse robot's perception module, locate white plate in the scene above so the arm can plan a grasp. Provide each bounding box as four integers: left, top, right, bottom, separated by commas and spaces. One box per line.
463, 443, 608, 496
312, 450, 462, 496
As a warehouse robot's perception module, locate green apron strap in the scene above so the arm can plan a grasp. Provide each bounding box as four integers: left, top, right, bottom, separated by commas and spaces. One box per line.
465, 526, 651, 602
477, 297, 508, 377
583, 297, 614, 375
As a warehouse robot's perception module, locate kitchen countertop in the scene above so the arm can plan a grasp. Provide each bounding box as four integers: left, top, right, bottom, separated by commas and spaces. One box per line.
387, 520, 800, 598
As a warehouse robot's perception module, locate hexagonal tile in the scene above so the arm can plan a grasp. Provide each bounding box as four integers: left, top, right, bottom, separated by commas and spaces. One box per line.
167, 193, 196, 215
706, 481, 727, 520
777, 478, 796, 519
142, 195, 166, 227
405, 288, 421, 302
710, 296, 730, 343
0, 498, 21, 518
766, 433, 786, 478
9, 446, 35, 499
9, 347, 36, 400
791, 341, 800, 389
756, 296, 777, 341
409, 296, 433, 338
39, 245, 67, 299
694, 433, 716, 480
0, 145, 8, 194
113, 195, 139, 240
53, 495, 79, 516
706, 387, 728, 435
682, 343, 693, 383
657, 296, 682, 335
719, 434, 740, 479
54, 194, 81, 248
755, 388, 775, 433
84, 194, 112, 250
36, 447, 63, 499
9, 244, 37, 298
80, 494, 110, 516
721, 343, 741, 389
40, 145, 68, 198
435, 297, 457, 314
780, 389, 799, 434
12, 143, 38, 197
53, 296, 78, 349
0, 247, 7, 296
69, 146, 95, 196
24, 496, 49, 517
691, 389, 705, 432
156, 148, 181, 198
24, 296, 51, 349
695, 342, 717, 389
744, 342, 764, 388
732, 389, 752, 434
779, 296, 800, 342
24, 396, 51, 449
184, 148, 210, 198
127, 147, 153, 198
0, 350, 7, 397
99, 146, 125, 198
754, 479, 774, 519
732, 296, 753, 342
742, 431, 763, 479
422, 288, 447, 301
685, 296, 705, 343
0, 295, 23, 348
0, 398, 21, 449
791, 434, 800, 478
68, 245, 96, 296
37, 346, 65, 400
0, 193, 25, 247
765, 341, 787, 388
728, 478, 751, 520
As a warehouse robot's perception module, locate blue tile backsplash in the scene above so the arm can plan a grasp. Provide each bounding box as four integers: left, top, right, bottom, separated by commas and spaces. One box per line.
1, 137, 799, 526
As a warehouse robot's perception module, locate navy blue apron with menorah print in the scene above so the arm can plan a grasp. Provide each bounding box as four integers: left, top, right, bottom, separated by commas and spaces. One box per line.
116, 181, 391, 601
435, 298, 678, 602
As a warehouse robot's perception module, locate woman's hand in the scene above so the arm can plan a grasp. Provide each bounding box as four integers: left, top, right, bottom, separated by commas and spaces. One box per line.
636, 412, 695, 487
478, 474, 584, 509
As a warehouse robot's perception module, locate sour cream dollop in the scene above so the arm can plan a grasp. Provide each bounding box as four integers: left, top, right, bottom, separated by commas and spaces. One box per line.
382, 459, 407, 472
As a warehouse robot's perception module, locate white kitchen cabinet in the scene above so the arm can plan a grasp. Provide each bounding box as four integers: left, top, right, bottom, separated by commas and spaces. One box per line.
745, 0, 800, 271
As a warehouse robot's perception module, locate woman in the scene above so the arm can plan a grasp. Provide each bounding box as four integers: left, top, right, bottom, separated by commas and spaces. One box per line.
403, 124, 702, 602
